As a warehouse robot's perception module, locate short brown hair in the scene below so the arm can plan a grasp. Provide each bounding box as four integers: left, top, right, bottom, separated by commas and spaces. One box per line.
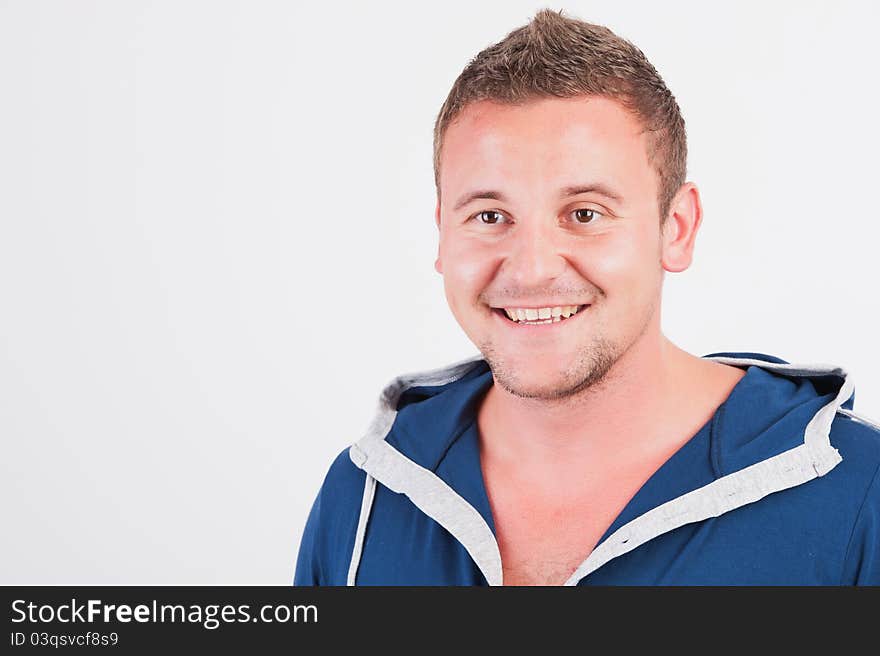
432, 8, 687, 221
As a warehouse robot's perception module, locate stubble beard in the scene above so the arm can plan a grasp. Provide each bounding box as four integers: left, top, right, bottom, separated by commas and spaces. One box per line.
478, 331, 621, 403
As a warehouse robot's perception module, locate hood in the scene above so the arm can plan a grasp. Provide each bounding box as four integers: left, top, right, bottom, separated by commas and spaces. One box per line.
348, 351, 855, 585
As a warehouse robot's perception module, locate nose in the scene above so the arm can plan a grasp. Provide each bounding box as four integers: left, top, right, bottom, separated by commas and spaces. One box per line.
503, 219, 567, 288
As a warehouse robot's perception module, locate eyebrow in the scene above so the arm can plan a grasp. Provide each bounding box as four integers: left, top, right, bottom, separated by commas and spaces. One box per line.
452, 183, 623, 211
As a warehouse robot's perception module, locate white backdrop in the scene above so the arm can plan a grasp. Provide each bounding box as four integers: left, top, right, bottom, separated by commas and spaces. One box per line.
1, 0, 878, 584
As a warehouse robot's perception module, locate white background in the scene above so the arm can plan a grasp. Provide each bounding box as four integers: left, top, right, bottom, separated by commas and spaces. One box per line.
1, 0, 878, 584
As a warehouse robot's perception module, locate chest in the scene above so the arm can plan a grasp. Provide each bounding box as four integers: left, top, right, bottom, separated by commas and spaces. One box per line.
485, 471, 649, 586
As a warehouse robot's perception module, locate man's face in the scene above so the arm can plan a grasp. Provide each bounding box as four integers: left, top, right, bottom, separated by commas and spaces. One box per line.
435, 95, 672, 400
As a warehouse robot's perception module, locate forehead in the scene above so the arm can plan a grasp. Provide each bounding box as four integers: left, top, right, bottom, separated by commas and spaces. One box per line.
440, 96, 652, 199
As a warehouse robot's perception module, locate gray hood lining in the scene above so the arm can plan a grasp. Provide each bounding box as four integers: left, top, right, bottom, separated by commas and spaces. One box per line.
350, 440, 502, 585
346, 472, 377, 586
562, 442, 840, 584
347, 354, 851, 586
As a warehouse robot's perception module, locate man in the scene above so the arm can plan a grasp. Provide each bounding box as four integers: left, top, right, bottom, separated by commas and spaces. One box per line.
294, 9, 880, 585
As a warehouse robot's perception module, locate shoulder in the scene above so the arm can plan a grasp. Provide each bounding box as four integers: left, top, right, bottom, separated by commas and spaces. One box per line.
823, 409, 880, 499
831, 409, 880, 475
835, 408, 880, 436
792, 409, 880, 534
831, 410, 880, 584
321, 446, 369, 500
311, 447, 369, 539
294, 447, 367, 586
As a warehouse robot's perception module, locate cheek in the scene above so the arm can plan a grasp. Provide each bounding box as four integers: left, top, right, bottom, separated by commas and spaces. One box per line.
577, 229, 661, 298
440, 237, 498, 301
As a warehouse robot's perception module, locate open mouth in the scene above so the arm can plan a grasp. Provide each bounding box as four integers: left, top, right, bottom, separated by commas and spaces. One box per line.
492, 304, 590, 326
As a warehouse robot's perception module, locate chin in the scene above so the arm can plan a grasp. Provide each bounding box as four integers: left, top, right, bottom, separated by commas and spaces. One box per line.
479, 335, 621, 401
480, 347, 601, 401
500, 378, 579, 401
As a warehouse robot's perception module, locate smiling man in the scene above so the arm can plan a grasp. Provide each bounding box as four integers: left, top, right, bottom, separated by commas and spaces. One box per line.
294, 9, 880, 585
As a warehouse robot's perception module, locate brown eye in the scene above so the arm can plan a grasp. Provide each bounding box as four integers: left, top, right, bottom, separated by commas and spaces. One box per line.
476, 210, 505, 225
573, 208, 602, 224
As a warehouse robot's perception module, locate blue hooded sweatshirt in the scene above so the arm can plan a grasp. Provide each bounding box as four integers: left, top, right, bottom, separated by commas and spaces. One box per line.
294, 352, 880, 585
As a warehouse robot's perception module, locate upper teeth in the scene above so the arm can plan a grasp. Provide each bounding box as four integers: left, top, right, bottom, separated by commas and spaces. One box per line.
503, 305, 583, 322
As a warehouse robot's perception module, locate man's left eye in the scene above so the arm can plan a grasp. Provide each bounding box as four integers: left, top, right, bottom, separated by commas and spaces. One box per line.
572, 208, 603, 223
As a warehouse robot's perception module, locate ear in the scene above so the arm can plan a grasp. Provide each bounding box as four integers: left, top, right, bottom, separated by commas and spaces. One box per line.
661, 182, 703, 273
434, 199, 443, 275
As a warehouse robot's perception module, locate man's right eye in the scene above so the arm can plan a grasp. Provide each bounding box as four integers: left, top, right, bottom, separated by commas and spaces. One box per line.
472, 210, 507, 224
